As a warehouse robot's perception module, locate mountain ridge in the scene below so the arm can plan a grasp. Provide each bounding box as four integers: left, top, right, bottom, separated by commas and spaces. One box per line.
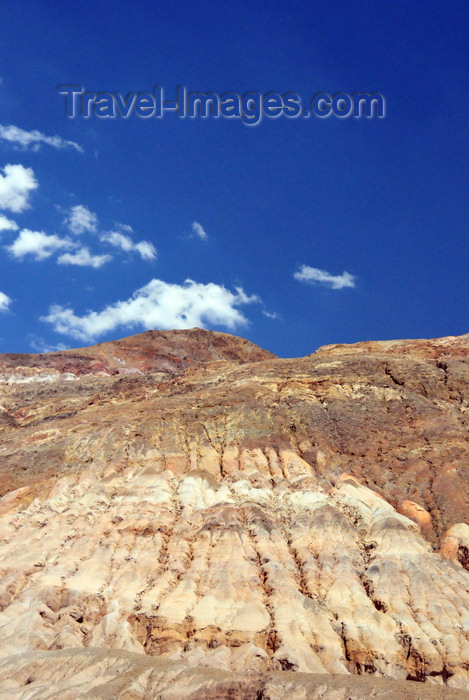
0, 329, 468, 697
0, 328, 276, 377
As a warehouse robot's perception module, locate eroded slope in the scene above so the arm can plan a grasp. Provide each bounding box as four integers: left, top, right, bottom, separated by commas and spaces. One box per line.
0, 329, 468, 697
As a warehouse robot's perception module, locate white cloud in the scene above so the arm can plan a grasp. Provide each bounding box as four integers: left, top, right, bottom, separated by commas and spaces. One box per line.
0, 124, 83, 152
42, 278, 260, 341
28, 335, 69, 353
0, 163, 38, 212
134, 240, 157, 260
0, 214, 18, 232
7, 229, 74, 260
65, 205, 98, 234
0, 291, 11, 312
262, 309, 280, 320
192, 221, 208, 241
100, 230, 157, 260
58, 247, 112, 268
294, 265, 356, 290
116, 223, 133, 233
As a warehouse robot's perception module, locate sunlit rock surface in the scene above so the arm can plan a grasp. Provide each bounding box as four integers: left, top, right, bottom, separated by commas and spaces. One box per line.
0, 328, 468, 698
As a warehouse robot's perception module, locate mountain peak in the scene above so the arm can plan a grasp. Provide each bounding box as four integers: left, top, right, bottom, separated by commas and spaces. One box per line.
1, 330, 469, 697
0, 328, 276, 377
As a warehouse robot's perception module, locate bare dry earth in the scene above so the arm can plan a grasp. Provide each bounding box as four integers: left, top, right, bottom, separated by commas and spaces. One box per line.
0, 328, 468, 698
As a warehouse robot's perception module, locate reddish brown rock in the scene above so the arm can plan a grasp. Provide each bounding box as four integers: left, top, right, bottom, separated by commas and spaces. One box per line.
0, 327, 275, 377
397, 500, 435, 540
440, 523, 469, 569
0, 328, 468, 697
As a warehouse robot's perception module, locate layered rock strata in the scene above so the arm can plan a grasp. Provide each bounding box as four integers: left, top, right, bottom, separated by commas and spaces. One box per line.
0, 329, 468, 697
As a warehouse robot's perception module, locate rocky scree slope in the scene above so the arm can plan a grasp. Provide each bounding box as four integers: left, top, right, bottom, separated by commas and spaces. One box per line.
0, 328, 468, 698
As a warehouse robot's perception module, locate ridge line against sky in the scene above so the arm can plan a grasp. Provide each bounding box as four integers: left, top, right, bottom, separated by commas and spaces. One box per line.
0, 1, 467, 357
0, 120, 353, 351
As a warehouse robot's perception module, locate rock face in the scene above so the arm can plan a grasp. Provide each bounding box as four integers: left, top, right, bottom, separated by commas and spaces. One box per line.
0, 328, 468, 698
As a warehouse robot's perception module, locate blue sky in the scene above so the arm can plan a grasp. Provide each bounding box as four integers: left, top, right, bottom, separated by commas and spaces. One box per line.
0, 0, 467, 357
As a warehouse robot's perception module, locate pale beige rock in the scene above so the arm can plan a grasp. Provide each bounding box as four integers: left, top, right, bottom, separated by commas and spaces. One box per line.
0, 328, 469, 697
0, 648, 468, 699
1, 465, 469, 692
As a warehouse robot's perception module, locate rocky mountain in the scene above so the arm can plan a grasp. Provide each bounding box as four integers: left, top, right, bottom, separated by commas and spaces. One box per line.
0, 328, 468, 698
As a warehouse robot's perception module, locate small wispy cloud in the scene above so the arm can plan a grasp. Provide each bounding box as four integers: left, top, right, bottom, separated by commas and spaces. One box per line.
0, 214, 18, 232
42, 278, 260, 341
192, 221, 208, 241
0, 124, 83, 152
58, 247, 112, 268
133, 240, 157, 260
294, 265, 356, 290
262, 309, 280, 320
0, 291, 11, 312
64, 204, 98, 235
0, 163, 38, 213
28, 335, 69, 353
7, 229, 74, 261
100, 228, 157, 260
